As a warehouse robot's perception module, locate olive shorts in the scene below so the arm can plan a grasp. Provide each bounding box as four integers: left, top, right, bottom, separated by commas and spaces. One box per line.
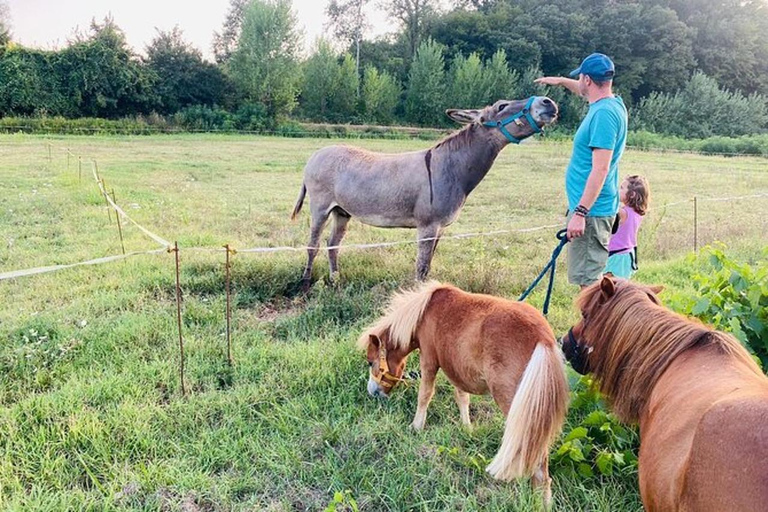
566, 214, 614, 287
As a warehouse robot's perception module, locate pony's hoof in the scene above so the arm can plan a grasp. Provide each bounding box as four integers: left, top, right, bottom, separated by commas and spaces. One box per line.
300, 278, 312, 293
410, 421, 425, 432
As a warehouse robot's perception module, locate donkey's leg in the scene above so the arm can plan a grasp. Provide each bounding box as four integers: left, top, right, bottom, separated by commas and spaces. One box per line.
327, 209, 350, 281
415, 224, 442, 281
454, 388, 471, 429
532, 454, 553, 509
302, 208, 330, 287
411, 364, 438, 431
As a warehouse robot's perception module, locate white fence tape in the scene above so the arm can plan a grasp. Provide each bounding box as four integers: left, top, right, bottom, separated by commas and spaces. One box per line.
0, 249, 167, 281
91, 162, 172, 248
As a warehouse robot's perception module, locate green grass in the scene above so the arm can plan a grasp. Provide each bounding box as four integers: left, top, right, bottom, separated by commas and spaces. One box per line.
0, 133, 766, 510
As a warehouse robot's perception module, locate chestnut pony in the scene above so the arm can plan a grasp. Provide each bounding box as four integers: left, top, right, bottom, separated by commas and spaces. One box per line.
564, 276, 768, 512
358, 281, 568, 504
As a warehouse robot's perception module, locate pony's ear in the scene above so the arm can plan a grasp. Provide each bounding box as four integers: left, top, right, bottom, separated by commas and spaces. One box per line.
446, 109, 482, 124
600, 275, 616, 300
648, 285, 664, 295
369, 334, 380, 348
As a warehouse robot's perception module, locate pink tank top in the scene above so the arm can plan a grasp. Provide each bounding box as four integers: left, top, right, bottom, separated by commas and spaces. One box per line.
609, 206, 642, 254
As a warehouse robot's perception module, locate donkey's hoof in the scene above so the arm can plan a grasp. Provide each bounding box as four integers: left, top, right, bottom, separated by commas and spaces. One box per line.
410, 421, 425, 432
300, 278, 313, 293
328, 271, 341, 287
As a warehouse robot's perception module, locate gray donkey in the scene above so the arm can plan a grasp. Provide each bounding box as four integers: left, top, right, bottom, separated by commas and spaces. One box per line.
291, 97, 558, 284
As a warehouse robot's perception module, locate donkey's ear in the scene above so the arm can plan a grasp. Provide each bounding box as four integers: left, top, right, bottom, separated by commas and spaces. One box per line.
600, 275, 616, 299
648, 285, 664, 295
446, 109, 482, 124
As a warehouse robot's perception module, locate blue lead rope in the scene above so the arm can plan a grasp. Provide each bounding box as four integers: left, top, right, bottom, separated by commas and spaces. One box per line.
518, 229, 569, 315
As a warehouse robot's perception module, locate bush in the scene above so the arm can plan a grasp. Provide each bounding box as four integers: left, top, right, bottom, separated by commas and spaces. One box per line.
632, 72, 768, 138
553, 376, 639, 481
173, 105, 231, 131
668, 246, 768, 369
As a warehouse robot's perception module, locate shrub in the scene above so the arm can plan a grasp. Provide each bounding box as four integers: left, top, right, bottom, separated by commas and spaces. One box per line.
668, 245, 768, 369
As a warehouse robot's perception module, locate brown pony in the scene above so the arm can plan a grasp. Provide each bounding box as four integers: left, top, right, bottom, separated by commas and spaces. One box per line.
358, 281, 569, 505
564, 276, 768, 512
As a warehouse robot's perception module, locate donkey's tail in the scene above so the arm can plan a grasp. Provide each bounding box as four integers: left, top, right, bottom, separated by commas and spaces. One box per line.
486, 341, 568, 481
290, 183, 307, 220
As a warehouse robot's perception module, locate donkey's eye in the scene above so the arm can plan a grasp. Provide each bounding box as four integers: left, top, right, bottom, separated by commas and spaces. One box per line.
367, 361, 373, 367
497, 103, 509, 112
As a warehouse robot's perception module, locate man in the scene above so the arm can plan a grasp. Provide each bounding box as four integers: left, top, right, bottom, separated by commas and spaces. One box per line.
536, 53, 628, 289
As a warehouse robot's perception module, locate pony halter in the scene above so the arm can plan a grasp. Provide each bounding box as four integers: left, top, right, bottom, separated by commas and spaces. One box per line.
373, 346, 404, 392
483, 96, 543, 144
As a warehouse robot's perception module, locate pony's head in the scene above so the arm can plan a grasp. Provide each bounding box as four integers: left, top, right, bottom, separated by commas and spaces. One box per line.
358, 329, 411, 398
563, 276, 664, 376
446, 97, 559, 144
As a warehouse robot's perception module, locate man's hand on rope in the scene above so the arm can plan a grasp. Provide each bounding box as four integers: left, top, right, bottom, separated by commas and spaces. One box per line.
567, 214, 586, 240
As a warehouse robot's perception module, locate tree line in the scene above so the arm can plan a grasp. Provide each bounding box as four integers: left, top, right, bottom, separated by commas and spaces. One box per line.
0, 0, 767, 138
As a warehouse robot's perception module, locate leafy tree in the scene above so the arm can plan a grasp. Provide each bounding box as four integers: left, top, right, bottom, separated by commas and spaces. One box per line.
448, 52, 485, 108
300, 40, 339, 120
481, 49, 521, 104
57, 16, 156, 118
383, 0, 439, 60
146, 27, 229, 114
213, 0, 250, 64
0, 0, 10, 46
326, 0, 370, 91
362, 65, 400, 124
405, 39, 446, 126
330, 54, 360, 120
227, 0, 301, 120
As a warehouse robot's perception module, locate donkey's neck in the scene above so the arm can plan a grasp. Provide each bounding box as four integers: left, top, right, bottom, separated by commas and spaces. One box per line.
433, 125, 506, 196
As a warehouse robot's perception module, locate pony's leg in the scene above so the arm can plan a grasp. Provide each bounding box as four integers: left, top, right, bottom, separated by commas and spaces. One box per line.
415, 224, 442, 281
302, 208, 330, 287
532, 455, 553, 509
327, 210, 350, 281
454, 388, 471, 428
411, 366, 437, 431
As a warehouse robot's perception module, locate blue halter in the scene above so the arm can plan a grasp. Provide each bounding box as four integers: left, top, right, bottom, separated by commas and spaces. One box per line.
483, 96, 542, 144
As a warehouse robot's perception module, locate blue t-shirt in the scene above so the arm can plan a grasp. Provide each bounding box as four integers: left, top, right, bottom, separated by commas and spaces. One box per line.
565, 96, 627, 217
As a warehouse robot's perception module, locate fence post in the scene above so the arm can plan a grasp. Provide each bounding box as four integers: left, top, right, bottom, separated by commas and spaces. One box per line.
693, 196, 698, 253
225, 244, 233, 366
67, 150, 70, 171
101, 178, 112, 223
47, 143, 52, 163
173, 242, 187, 395
78, 156, 82, 183
112, 189, 126, 255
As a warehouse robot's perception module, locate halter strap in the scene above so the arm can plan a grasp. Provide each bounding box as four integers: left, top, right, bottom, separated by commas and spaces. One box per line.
483, 96, 542, 144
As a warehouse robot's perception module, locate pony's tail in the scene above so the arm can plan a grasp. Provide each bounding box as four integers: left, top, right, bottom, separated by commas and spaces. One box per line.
486, 342, 568, 481
291, 183, 307, 220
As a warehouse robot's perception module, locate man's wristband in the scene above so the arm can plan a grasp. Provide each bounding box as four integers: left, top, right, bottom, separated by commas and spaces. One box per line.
574, 205, 589, 217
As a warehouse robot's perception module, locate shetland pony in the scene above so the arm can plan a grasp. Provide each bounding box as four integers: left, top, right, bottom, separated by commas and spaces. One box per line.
358, 281, 569, 505
564, 276, 768, 512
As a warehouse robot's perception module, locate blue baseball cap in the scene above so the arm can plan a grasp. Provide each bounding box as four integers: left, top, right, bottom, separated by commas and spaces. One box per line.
570, 53, 615, 81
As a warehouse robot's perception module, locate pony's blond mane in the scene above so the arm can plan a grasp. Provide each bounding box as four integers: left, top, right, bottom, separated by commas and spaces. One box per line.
580, 281, 761, 423
357, 281, 446, 350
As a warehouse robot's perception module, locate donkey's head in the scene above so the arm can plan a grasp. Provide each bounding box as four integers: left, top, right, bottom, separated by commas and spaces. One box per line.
360, 330, 412, 398
446, 97, 558, 144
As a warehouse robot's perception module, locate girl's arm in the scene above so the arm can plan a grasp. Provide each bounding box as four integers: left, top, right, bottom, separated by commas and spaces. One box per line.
618, 206, 628, 226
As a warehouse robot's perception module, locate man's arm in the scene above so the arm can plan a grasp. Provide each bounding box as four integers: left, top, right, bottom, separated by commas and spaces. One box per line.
566, 149, 613, 239
535, 76, 582, 96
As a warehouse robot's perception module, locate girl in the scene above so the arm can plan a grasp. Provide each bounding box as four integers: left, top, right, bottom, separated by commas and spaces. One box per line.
605, 175, 650, 279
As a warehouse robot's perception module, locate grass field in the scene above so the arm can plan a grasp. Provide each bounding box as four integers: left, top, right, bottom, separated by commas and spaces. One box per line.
1, 133, 767, 511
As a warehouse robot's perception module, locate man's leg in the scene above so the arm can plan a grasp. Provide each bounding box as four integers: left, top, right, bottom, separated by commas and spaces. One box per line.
568, 215, 612, 288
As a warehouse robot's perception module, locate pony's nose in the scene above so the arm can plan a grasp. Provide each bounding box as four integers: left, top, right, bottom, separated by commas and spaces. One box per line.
542, 98, 553, 106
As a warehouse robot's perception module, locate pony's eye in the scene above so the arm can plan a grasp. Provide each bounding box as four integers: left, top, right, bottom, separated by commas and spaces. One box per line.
367, 361, 373, 367
497, 103, 509, 112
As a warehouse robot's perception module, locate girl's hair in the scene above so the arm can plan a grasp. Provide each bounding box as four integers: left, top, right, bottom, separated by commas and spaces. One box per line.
624, 175, 650, 216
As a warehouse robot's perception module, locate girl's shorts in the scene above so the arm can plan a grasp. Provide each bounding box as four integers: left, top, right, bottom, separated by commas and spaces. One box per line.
605, 252, 634, 279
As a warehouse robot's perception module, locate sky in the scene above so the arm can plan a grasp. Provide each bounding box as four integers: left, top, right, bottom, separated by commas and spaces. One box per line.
5, 0, 397, 60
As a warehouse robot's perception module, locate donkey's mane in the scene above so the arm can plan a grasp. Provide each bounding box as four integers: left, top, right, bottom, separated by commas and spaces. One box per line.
357, 281, 446, 351
433, 123, 479, 152
580, 281, 760, 423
